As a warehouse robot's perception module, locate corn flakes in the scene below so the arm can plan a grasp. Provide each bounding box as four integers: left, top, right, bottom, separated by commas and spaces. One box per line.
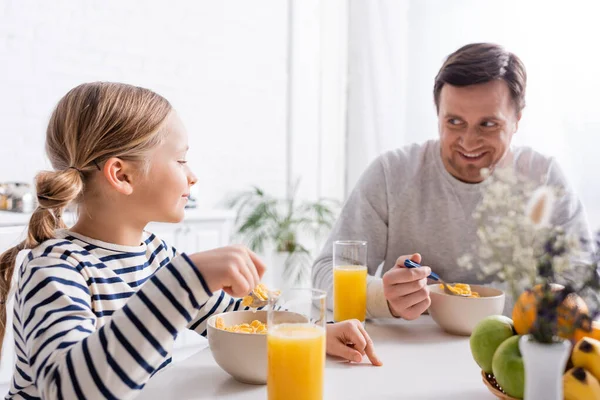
241, 283, 279, 308
215, 316, 267, 334
441, 283, 480, 298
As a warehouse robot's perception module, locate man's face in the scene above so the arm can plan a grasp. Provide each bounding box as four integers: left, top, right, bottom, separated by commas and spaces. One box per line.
438, 80, 521, 183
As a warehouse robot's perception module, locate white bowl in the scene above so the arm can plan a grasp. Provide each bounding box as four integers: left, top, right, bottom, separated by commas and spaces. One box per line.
207, 310, 307, 385
428, 284, 505, 336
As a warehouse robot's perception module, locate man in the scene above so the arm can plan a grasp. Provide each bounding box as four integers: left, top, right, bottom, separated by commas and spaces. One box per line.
312, 43, 591, 320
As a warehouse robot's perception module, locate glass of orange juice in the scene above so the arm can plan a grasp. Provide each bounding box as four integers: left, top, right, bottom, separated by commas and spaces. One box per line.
267, 288, 326, 400
333, 240, 367, 323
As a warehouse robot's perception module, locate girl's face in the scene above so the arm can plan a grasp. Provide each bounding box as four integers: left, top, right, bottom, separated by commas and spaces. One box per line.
130, 111, 198, 224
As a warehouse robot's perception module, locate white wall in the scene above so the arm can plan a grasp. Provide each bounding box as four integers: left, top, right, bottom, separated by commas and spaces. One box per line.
0, 0, 290, 210
346, 0, 410, 192
0, 0, 347, 212
288, 0, 348, 201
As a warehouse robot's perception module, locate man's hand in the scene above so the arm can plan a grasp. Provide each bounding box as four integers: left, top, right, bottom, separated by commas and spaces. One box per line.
382, 253, 431, 320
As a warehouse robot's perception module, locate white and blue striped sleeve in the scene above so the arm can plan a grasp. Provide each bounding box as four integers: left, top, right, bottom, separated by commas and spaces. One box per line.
17, 253, 211, 400
162, 244, 265, 337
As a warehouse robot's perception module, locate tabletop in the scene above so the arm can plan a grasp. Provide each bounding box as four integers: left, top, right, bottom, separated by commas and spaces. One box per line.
140, 316, 496, 400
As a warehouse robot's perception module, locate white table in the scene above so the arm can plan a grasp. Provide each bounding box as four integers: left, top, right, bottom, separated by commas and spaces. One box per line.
141, 316, 496, 399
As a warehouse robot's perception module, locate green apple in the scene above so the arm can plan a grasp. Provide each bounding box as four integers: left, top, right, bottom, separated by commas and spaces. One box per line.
492, 335, 525, 399
470, 315, 515, 373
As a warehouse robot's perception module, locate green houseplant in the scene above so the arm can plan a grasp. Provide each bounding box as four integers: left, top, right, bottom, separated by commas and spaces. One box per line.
225, 184, 339, 288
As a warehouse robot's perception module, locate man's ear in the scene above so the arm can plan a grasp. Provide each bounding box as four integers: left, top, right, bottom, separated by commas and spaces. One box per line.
514, 111, 522, 133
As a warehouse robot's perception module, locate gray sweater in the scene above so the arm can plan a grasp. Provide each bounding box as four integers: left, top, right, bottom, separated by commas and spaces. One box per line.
312, 140, 591, 318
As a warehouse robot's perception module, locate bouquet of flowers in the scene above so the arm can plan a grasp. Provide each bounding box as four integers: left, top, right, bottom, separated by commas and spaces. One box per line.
458, 167, 599, 343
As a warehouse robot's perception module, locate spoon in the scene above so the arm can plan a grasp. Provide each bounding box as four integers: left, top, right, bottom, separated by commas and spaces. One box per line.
244, 285, 281, 309
245, 291, 269, 308
403, 259, 472, 297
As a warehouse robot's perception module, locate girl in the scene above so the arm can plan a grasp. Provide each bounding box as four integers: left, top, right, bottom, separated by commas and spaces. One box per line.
0, 82, 381, 400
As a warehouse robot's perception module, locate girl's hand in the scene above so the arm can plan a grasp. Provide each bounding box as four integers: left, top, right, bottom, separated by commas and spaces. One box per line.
325, 319, 383, 366
188, 245, 265, 297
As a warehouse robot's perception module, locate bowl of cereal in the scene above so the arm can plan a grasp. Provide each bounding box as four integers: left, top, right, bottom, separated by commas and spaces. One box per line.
427, 283, 505, 336
207, 310, 306, 384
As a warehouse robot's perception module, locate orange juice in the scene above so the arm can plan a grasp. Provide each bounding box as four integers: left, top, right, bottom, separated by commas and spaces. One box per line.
267, 324, 326, 400
333, 265, 367, 322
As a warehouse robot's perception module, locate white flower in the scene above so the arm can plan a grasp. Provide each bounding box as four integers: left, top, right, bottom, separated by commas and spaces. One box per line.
457, 253, 474, 270
494, 167, 519, 184
456, 165, 580, 302
566, 234, 582, 253
525, 186, 555, 228
489, 262, 502, 272
478, 246, 494, 260
552, 255, 570, 274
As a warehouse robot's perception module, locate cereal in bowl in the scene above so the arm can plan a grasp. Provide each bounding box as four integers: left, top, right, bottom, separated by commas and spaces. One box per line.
215, 317, 268, 334
442, 283, 480, 298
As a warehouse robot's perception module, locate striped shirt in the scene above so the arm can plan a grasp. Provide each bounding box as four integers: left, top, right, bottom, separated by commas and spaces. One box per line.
6, 230, 256, 399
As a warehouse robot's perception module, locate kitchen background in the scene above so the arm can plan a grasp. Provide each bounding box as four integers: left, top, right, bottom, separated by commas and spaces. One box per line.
1, 0, 600, 388
2, 0, 600, 221
0, 0, 347, 208
2, 0, 599, 226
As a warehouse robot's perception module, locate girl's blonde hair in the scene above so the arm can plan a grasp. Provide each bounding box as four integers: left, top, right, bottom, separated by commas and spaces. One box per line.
0, 82, 172, 356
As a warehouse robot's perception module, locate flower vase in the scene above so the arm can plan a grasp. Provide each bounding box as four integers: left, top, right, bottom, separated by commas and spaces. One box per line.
519, 334, 572, 400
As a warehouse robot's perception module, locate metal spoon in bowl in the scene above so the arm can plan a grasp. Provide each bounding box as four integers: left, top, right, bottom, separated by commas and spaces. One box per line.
403, 259, 472, 297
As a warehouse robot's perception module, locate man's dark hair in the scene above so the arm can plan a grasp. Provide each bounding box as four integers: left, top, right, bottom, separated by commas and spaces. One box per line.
434, 43, 527, 114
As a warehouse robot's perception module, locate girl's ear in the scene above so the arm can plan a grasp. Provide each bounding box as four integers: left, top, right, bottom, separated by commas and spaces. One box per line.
102, 157, 135, 195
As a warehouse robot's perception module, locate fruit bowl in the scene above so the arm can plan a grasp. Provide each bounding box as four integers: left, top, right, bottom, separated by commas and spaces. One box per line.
481, 371, 519, 400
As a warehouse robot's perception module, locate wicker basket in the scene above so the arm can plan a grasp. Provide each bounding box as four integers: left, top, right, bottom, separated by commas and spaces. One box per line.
481, 371, 520, 400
